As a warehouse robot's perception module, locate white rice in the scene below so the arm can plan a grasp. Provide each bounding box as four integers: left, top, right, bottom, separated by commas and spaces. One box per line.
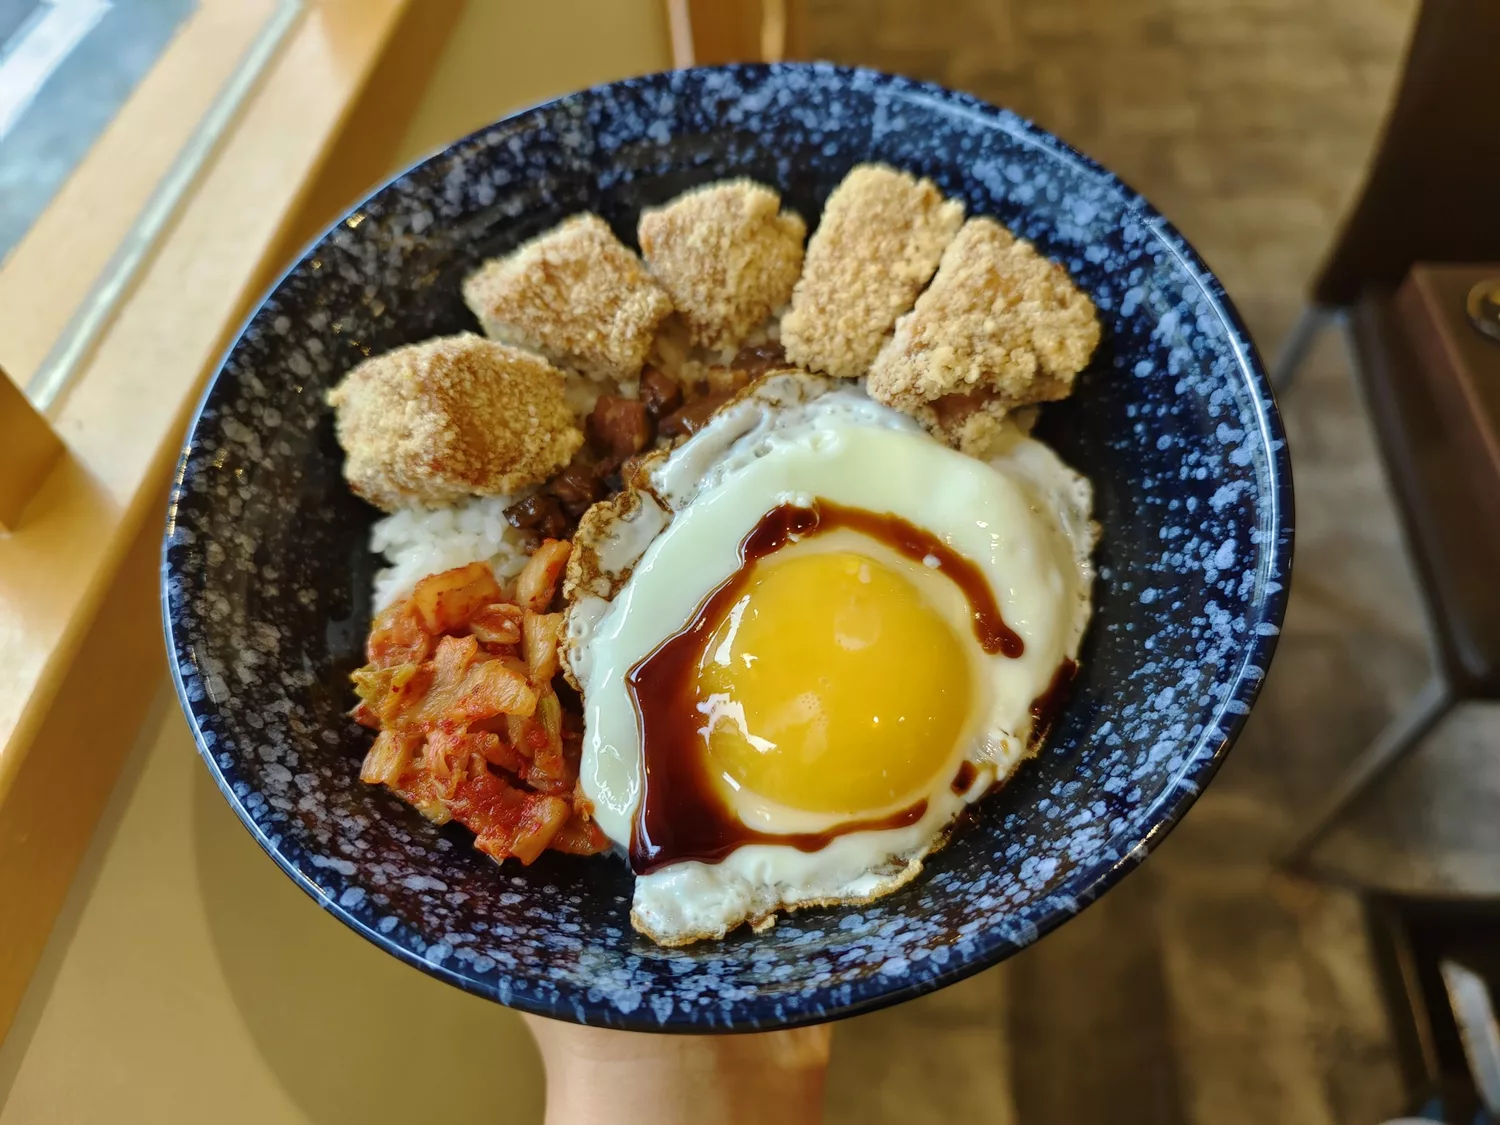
369, 495, 533, 611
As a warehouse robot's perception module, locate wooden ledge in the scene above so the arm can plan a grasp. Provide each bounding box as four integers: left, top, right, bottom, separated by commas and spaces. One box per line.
0, 371, 63, 531
0, 0, 460, 1041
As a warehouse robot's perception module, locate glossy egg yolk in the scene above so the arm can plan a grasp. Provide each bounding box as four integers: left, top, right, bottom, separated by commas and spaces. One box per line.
694, 551, 971, 814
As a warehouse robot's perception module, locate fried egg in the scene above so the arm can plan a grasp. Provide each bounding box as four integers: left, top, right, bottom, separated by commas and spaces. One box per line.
563, 372, 1096, 945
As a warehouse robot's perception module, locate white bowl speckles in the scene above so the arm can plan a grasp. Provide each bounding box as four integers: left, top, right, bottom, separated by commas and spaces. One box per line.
163, 63, 1292, 1031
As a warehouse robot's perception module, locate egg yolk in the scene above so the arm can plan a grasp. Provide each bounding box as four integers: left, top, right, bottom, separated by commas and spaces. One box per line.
694, 551, 971, 814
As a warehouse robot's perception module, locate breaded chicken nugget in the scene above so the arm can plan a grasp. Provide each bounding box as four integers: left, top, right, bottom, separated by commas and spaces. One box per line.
639, 180, 805, 351
868, 217, 1099, 454
462, 214, 672, 383
328, 334, 583, 512
781, 164, 963, 377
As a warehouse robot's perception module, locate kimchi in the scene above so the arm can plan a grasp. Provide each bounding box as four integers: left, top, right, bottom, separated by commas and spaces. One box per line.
350, 547, 608, 864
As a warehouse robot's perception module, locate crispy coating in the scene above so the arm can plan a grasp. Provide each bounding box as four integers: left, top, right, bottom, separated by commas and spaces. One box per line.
638, 180, 806, 351
933, 400, 1015, 459
327, 333, 583, 513
868, 216, 1099, 448
462, 214, 673, 383
780, 164, 964, 377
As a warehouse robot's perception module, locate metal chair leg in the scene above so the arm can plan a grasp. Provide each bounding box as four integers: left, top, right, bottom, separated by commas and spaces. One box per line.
1283, 676, 1454, 870
1440, 960, 1500, 1116
1270, 304, 1337, 391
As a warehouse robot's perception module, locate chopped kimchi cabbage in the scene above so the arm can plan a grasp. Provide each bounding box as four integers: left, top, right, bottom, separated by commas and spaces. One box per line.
351, 550, 608, 864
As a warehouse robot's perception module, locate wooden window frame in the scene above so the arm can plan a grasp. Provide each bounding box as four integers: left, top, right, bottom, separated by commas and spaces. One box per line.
665, 0, 807, 66
0, 0, 461, 1040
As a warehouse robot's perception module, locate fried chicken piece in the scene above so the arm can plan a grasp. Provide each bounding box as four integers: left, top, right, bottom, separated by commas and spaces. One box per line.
780, 164, 964, 377
327, 333, 583, 512
462, 213, 672, 384
638, 180, 805, 351
867, 217, 1100, 456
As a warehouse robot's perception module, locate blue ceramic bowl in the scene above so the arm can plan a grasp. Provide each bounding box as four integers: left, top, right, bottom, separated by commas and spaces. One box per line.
163, 64, 1292, 1031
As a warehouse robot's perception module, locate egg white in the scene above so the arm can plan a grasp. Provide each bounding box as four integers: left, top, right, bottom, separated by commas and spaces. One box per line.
566, 373, 1096, 945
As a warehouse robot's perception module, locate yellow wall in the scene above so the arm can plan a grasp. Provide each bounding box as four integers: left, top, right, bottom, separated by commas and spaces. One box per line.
394, 0, 673, 168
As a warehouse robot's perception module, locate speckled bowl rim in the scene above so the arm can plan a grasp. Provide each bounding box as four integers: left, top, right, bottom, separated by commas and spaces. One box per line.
163, 63, 1293, 1031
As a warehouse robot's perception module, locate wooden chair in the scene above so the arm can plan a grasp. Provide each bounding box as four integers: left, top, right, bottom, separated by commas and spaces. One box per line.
1272, 0, 1500, 388
665, 0, 806, 66
1276, 0, 1500, 866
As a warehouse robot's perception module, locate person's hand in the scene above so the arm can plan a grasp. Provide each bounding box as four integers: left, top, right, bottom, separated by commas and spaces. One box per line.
523, 1013, 832, 1125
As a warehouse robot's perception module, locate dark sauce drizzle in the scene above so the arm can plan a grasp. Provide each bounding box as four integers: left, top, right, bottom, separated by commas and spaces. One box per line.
943, 659, 1080, 835
950, 760, 979, 795
626, 499, 1024, 875
1028, 658, 1078, 745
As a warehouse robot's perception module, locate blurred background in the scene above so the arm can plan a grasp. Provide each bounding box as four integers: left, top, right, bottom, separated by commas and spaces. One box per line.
1, 1, 1497, 1122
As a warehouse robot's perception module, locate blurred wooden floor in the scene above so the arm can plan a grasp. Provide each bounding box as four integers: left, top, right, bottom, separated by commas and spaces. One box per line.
802, 1, 1490, 1123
